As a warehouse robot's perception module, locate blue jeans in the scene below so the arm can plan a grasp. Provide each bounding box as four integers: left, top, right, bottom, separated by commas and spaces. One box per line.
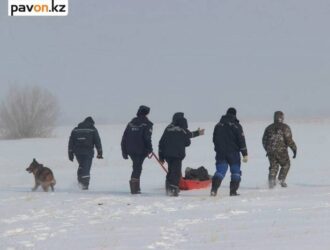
214, 152, 241, 182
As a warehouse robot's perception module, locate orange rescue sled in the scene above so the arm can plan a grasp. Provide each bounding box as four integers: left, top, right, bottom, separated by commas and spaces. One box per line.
150, 152, 211, 191
179, 178, 211, 190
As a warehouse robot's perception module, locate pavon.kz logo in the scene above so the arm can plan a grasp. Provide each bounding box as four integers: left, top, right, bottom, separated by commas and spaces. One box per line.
8, 0, 68, 16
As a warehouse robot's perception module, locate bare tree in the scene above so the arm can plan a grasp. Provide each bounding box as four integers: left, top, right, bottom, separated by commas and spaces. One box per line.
0, 85, 59, 139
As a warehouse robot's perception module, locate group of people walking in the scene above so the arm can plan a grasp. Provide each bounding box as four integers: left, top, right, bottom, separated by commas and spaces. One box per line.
68, 106, 297, 197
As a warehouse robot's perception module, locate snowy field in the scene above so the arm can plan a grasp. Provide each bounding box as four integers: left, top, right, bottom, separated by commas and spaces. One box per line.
0, 120, 330, 250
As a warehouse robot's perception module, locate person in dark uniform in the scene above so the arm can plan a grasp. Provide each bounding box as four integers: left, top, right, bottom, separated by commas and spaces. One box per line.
121, 105, 153, 194
211, 108, 248, 197
159, 112, 205, 196
68, 117, 103, 190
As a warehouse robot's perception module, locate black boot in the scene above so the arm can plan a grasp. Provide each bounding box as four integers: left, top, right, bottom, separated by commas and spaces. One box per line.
168, 184, 179, 197
129, 178, 140, 194
210, 176, 222, 196
230, 181, 240, 196
268, 175, 276, 189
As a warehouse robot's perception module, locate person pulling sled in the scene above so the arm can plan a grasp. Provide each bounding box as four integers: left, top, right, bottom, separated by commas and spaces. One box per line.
158, 112, 205, 196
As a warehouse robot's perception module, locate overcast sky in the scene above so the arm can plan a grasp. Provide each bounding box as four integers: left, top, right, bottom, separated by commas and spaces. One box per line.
0, 0, 329, 124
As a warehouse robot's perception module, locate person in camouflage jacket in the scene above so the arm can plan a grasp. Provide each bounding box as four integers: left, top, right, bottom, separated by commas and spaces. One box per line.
262, 111, 297, 188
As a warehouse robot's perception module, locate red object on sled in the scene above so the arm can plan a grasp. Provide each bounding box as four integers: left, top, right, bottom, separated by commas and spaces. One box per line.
150, 152, 211, 191
179, 178, 211, 190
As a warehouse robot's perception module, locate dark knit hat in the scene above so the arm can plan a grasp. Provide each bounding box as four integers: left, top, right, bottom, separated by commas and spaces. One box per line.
137, 105, 150, 117
226, 107, 237, 116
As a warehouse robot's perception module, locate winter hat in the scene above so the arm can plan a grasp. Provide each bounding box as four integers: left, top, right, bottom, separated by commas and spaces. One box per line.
274, 111, 284, 123
226, 107, 237, 116
84, 116, 95, 125
137, 105, 150, 117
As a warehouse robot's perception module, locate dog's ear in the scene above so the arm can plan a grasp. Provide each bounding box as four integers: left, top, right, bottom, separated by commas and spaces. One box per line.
33, 158, 37, 163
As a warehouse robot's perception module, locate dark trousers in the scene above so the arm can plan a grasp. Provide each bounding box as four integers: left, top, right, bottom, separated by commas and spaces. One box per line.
129, 155, 146, 179
166, 157, 182, 187
76, 154, 93, 187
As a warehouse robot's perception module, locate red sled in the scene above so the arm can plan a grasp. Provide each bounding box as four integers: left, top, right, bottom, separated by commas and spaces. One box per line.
150, 152, 211, 191
179, 178, 211, 190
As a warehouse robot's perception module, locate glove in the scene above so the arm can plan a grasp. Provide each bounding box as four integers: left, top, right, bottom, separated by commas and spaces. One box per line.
198, 128, 205, 136
97, 153, 103, 159
293, 150, 297, 159
68, 151, 74, 162
242, 155, 248, 163
122, 152, 128, 160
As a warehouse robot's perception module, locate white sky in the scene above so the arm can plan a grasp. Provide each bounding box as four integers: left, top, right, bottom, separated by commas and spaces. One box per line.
0, 0, 329, 124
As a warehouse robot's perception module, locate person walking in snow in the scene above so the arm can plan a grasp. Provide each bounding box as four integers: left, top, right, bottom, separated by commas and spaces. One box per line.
158, 112, 205, 196
121, 105, 153, 194
68, 117, 103, 190
262, 111, 297, 188
211, 108, 248, 197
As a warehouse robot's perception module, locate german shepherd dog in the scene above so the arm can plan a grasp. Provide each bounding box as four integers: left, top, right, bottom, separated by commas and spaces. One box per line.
26, 159, 56, 192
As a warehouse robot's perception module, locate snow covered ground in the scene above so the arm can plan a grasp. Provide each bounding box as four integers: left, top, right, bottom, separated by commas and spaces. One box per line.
1, 120, 330, 250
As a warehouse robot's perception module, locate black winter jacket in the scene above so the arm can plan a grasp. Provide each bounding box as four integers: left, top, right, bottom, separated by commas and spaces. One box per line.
213, 114, 248, 158
121, 116, 153, 156
159, 118, 191, 160
68, 117, 102, 157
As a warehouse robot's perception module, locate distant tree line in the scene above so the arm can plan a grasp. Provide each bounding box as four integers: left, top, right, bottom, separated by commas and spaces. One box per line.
0, 85, 59, 139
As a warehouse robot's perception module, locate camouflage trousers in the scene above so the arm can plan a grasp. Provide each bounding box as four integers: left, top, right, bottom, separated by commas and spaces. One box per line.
268, 151, 290, 181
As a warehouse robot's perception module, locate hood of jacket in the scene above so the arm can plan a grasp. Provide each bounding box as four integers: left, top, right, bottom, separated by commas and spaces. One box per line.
172, 112, 184, 124
220, 114, 239, 124
78, 116, 95, 129
274, 111, 284, 123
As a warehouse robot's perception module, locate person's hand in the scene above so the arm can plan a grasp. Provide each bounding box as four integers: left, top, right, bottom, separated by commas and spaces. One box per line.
198, 128, 205, 136
69, 152, 74, 162
242, 156, 248, 163
97, 153, 103, 159
122, 152, 128, 160
293, 150, 297, 159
